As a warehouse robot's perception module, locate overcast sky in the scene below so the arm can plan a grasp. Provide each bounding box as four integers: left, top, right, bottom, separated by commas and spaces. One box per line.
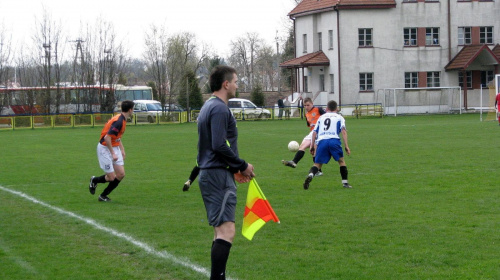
0, 0, 297, 59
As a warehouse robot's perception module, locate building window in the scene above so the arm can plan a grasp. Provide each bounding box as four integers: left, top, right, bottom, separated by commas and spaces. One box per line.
319, 74, 325, 91
427, 72, 440, 87
480, 27, 493, 44
405, 72, 418, 88
359, 73, 374, 91
481, 70, 494, 88
426, 28, 439, 45
358, 28, 372, 47
318, 32, 322, 51
458, 71, 472, 88
458, 27, 472, 45
328, 30, 334, 49
330, 74, 334, 93
404, 28, 417, 46
304, 76, 309, 92
303, 34, 307, 53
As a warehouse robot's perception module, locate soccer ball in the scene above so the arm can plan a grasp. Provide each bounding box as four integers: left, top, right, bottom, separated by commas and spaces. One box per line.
288, 141, 299, 152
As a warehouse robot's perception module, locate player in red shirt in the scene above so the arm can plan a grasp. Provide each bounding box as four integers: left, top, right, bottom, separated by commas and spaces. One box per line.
89, 100, 134, 202
495, 92, 500, 125
282, 97, 325, 169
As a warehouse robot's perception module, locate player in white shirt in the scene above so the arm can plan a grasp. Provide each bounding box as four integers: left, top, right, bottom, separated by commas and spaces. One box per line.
303, 100, 352, 190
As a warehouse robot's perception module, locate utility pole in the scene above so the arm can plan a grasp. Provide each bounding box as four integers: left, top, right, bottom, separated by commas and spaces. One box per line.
276, 31, 281, 94
69, 38, 85, 112
42, 42, 52, 114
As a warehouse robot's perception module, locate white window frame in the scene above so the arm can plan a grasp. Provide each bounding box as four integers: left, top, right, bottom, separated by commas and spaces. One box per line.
427, 71, 440, 87
480, 26, 493, 44
404, 72, 419, 88
404, 28, 417, 46
328, 30, 334, 49
359, 73, 374, 91
318, 32, 322, 51
458, 27, 472, 45
480, 70, 494, 88
303, 34, 307, 53
458, 71, 472, 89
319, 74, 325, 91
425, 27, 440, 45
330, 74, 334, 93
358, 28, 373, 47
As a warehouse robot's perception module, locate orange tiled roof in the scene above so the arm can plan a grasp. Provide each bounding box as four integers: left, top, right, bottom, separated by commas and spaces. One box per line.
492, 44, 500, 59
337, 0, 396, 9
288, 0, 396, 17
280, 50, 330, 68
288, 0, 338, 17
445, 44, 500, 71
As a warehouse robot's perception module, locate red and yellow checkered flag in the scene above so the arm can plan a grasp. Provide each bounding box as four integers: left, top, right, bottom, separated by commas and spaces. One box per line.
242, 178, 280, 240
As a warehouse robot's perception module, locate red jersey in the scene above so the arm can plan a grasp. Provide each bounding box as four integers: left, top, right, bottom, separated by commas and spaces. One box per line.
99, 113, 127, 147
496, 93, 500, 108
306, 107, 325, 131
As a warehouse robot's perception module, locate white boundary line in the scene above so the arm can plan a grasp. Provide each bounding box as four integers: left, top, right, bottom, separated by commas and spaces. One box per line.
0, 185, 238, 280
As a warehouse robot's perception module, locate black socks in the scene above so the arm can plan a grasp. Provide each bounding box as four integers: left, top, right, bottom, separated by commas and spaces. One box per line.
308, 166, 319, 175
211, 239, 232, 280
340, 166, 348, 180
93, 175, 107, 184
293, 150, 305, 164
101, 178, 120, 197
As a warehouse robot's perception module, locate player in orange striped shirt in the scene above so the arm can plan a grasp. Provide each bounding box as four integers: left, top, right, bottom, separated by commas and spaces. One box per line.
282, 97, 325, 170
89, 100, 134, 202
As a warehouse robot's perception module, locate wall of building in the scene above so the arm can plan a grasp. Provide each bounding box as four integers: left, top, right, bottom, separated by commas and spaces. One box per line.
293, 0, 500, 110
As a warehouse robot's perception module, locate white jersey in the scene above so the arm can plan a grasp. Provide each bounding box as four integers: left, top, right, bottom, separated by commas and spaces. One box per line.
313, 112, 346, 142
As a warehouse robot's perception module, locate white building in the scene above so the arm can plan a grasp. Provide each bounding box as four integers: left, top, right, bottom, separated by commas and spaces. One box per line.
281, 0, 500, 112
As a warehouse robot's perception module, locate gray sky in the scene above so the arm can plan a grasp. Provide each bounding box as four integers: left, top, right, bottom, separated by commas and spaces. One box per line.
1, 0, 296, 59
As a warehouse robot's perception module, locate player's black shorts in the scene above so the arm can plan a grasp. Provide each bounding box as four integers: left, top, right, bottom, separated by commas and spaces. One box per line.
199, 168, 237, 227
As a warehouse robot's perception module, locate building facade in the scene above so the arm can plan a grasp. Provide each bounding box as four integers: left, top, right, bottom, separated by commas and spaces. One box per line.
281, 0, 500, 110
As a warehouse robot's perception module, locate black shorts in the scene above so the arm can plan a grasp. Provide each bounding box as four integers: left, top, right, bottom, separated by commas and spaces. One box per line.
199, 168, 237, 227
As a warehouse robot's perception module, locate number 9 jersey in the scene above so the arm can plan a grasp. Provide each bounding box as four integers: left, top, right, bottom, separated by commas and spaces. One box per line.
313, 112, 346, 141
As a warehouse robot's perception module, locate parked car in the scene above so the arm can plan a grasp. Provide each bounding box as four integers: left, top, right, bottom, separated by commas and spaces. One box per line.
227, 98, 271, 119
163, 104, 185, 112
133, 100, 162, 123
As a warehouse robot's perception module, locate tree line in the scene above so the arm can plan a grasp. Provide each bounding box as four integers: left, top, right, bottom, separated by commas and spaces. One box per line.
0, 9, 295, 114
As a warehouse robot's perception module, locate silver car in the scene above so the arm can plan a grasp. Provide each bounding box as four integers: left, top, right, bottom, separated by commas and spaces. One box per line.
133, 100, 162, 123
227, 98, 271, 119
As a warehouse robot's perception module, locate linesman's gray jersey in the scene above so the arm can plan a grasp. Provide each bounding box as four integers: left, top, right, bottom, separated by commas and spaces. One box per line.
197, 96, 247, 172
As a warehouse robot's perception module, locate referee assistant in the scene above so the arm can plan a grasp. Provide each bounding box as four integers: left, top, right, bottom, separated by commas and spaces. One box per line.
197, 65, 254, 280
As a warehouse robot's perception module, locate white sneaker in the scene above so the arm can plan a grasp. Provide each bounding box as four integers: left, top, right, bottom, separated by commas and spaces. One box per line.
315, 171, 323, 177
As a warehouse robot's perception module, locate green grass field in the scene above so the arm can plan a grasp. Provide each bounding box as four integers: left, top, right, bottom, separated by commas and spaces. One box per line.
1, 114, 499, 280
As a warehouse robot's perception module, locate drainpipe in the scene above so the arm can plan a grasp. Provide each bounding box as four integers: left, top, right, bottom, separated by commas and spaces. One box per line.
336, 8, 342, 105
447, 0, 451, 61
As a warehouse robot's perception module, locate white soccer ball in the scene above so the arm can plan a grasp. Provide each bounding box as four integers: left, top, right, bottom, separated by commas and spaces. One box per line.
288, 141, 299, 152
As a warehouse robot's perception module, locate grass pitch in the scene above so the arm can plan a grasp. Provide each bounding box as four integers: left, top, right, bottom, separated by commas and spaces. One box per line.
0, 114, 499, 280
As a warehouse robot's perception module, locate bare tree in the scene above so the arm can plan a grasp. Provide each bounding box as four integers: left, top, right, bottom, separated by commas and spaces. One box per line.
0, 23, 12, 87
78, 18, 128, 112
15, 52, 39, 113
166, 32, 206, 106
144, 24, 169, 106
32, 7, 65, 113
229, 32, 263, 91
0, 23, 13, 111
255, 45, 276, 91
144, 28, 207, 107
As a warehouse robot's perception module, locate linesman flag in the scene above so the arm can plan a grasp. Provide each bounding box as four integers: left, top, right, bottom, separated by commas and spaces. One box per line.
242, 178, 280, 240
